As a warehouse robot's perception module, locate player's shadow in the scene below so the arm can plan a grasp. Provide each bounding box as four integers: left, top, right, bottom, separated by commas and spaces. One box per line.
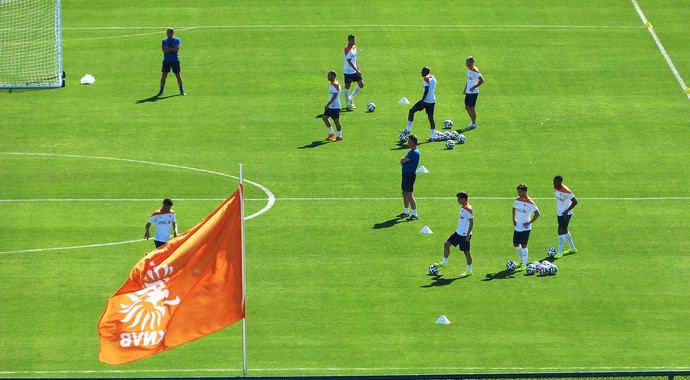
390, 141, 409, 151
314, 108, 352, 119
421, 274, 464, 287
136, 94, 180, 104
297, 141, 329, 149
481, 269, 518, 281
372, 218, 403, 229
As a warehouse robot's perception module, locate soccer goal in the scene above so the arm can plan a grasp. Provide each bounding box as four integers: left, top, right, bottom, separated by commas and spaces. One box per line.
0, 0, 63, 89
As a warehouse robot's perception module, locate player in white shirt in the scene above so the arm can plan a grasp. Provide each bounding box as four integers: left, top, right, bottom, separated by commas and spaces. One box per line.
144, 198, 178, 248
436, 192, 474, 277
343, 35, 364, 109
401, 66, 437, 141
463, 56, 484, 130
323, 70, 343, 141
512, 184, 540, 270
553, 175, 578, 257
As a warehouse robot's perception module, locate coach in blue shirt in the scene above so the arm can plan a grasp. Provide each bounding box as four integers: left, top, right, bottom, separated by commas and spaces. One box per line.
398, 134, 420, 221
158, 27, 185, 96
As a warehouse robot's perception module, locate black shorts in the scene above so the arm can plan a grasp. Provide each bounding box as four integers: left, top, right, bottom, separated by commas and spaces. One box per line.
410, 100, 435, 116
447, 232, 471, 252
557, 214, 572, 229
513, 230, 531, 246
401, 172, 416, 192
162, 61, 181, 73
344, 72, 363, 83
465, 93, 478, 107
324, 107, 340, 119
154, 240, 167, 248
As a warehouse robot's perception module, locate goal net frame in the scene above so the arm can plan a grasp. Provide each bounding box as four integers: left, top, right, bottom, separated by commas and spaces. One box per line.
0, 0, 63, 89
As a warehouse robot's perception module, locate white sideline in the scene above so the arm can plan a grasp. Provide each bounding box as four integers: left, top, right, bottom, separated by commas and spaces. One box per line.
631, 0, 690, 99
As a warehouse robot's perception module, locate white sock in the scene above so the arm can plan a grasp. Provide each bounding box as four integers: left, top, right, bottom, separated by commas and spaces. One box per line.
406, 121, 412, 131
404, 207, 409, 214
558, 235, 565, 253
351, 85, 361, 98
337, 131, 342, 138
442, 257, 448, 265
467, 264, 472, 272
344, 88, 350, 102
565, 233, 576, 249
327, 127, 334, 134
521, 248, 529, 266
411, 209, 417, 216
430, 129, 435, 139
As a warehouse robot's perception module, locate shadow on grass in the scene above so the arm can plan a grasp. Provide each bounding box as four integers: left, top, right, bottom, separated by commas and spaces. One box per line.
481, 269, 518, 281
297, 141, 329, 149
372, 218, 404, 229
136, 93, 182, 104
421, 274, 465, 287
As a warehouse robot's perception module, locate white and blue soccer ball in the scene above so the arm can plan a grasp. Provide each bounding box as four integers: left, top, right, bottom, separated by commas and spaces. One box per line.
443, 119, 453, 129
526, 263, 536, 275
445, 140, 455, 150
548, 264, 558, 275
506, 260, 517, 271
547, 247, 557, 257
399, 132, 408, 142
539, 265, 550, 276
428, 264, 439, 275
367, 103, 376, 112
457, 134, 466, 145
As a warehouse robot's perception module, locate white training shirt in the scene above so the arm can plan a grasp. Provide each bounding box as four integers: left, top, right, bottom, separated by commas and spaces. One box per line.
423, 74, 436, 103
328, 80, 341, 109
148, 209, 176, 242
513, 197, 538, 232
343, 45, 358, 74
456, 204, 474, 236
465, 66, 483, 94
554, 185, 575, 216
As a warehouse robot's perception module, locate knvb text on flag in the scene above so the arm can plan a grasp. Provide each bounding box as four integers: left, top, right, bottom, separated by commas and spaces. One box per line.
98, 186, 245, 365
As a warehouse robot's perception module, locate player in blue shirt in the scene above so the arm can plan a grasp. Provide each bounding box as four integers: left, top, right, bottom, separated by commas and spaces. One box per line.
158, 28, 185, 96
398, 134, 420, 221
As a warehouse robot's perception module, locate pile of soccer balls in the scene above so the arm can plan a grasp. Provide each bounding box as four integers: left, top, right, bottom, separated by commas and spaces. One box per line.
526, 260, 558, 276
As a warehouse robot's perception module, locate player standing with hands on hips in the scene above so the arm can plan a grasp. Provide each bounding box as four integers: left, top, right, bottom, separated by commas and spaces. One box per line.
158, 27, 185, 97
436, 191, 474, 277
553, 175, 578, 258
463, 56, 483, 130
398, 134, 420, 221
512, 184, 540, 270
323, 70, 343, 141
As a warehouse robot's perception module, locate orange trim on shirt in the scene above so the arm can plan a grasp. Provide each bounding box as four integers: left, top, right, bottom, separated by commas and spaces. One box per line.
554, 185, 572, 194
515, 196, 536, 205
469, 66, 480, 73
151, 209, 175, 217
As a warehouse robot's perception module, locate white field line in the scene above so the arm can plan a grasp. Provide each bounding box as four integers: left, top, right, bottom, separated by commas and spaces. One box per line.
2, 196, 690, 202
2, 366, 690, 376
62, 24, 640, 31
631, 0, 690, 99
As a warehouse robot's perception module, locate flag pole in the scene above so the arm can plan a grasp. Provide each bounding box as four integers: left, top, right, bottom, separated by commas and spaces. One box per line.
239, 164, 248, 377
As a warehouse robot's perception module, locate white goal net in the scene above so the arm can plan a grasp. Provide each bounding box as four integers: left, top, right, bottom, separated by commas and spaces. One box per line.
0, 0, 63, 88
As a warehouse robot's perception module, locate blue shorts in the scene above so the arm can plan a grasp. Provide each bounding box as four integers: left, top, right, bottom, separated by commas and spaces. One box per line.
344, 72, 362, 83
162, 61, 181, 73
513, 230, 531, 246
324, 107, 340, 119
557, 214, 572, 229
401, 172, 416, 192
410, 100, 435, 116
465, 93, 478, 107
447, 232, 471, 252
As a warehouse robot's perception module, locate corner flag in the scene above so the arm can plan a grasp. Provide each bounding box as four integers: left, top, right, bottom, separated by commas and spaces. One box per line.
98, 185, 245, 365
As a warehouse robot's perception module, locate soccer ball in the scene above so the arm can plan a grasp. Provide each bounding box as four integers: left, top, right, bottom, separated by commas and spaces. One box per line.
399, 132, 408, 142
445, 140, 455, 150
526, 263, 536, 275
443, 119, 453, 129
506, 260, 517, 271
539, 265, 550, 276
547, 247, 557, 258
366, 103, 376, 112
548, 264, 558, 275
457, 134, 466, 144
428, 264, 439, 275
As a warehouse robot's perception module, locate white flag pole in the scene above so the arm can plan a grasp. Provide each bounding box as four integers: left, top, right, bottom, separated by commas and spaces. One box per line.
239, 164, 248, 377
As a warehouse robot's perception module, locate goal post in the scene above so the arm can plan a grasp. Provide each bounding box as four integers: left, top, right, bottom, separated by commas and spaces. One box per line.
0, 0, 63, 89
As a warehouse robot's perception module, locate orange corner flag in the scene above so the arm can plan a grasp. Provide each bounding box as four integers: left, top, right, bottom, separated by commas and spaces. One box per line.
98, 186, 245, 365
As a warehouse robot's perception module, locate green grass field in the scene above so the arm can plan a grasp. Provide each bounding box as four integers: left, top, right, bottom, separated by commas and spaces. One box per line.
1, 0, 689, 377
